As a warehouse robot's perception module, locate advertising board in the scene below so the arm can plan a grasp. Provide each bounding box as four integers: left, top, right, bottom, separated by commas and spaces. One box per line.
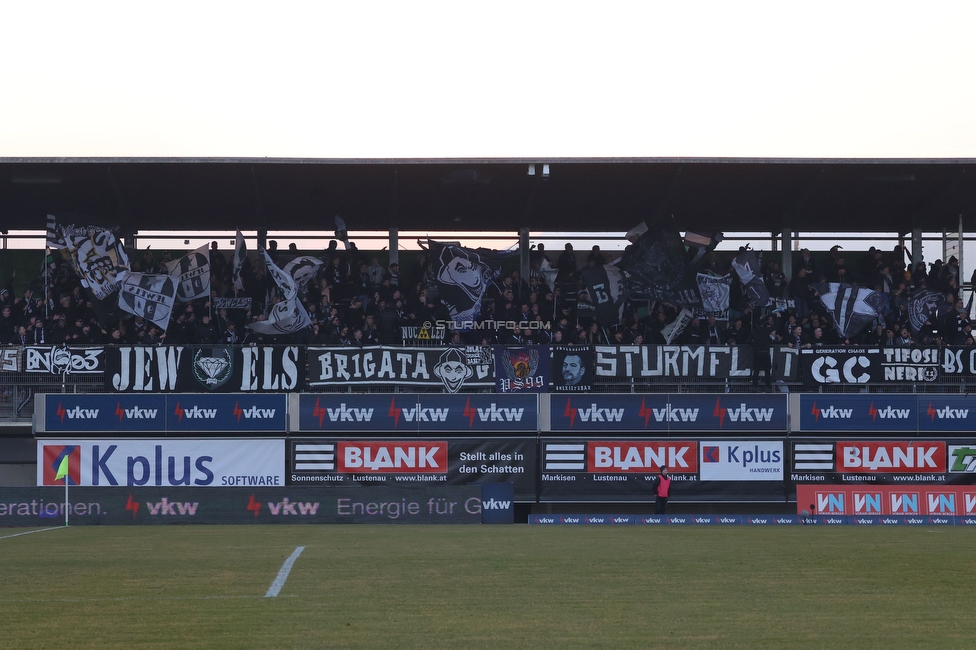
37, 439, 285, 487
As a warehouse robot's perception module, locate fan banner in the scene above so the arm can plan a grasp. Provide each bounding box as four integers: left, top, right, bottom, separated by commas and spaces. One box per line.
494, 346, 549, 393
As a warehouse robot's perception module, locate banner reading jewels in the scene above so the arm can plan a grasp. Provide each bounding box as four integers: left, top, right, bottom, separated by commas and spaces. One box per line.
105, 345, 305, 393
594, 345, 798, 381
307, 346, 494, 391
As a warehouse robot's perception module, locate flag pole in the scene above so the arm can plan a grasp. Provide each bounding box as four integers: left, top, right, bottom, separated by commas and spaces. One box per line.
64, 473, 69, 527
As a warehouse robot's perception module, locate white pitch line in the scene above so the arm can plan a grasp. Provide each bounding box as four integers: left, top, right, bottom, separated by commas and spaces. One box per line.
265, 546, 305, 598
0, 526, 67, 541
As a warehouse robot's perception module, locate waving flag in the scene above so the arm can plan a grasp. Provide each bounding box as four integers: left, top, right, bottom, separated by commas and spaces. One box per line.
165, 245, 211, 302
619, 219, 700, 306
814, 282, 888, 340
232, 230, 247, 292
731, 250, 770, 308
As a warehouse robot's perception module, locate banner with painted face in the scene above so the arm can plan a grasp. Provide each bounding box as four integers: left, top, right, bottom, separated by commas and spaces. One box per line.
426, 240, 513, 327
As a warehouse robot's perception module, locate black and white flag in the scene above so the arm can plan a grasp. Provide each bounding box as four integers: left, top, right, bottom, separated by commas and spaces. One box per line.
45, 214, 65, 249
63, 230, 129, 301
619, 219, 701, 306
232, 230, 247, 292
581, 265, 627, 326
660, 308, 695, 344
246, 248, 311, 334
283, 256, 325, 289
814, 282, 888, 340
165, 245, 211, 301
696, 272, 731, 320
731, 250, 770, 308
117, 272, 178, 331
908, 288, 946, 333
427, 239, 512, 326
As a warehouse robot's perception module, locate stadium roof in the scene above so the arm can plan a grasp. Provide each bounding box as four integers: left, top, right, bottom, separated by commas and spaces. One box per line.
2, 158, 974, 236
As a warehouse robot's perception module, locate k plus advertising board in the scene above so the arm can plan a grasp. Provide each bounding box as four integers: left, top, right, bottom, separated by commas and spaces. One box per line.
166, 394, 286, 432
289, 438, 536, 500
547, 394, 786, 433
37, 439, 284, 487
698, 441, 783, 481
798, 394, 918, 432
296, 394, 537, 433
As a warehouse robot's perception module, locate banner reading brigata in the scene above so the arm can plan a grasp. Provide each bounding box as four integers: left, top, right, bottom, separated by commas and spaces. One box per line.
307, 346, 494, 391
288, 438, 535, 500
106, 345, 304, 392
37, 439, 284, 487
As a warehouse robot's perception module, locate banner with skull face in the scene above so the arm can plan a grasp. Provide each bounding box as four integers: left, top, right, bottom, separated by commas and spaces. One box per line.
426, 240, 514, 327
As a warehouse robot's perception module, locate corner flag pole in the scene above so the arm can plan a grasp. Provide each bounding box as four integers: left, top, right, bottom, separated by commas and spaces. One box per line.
55, 455, 69, 526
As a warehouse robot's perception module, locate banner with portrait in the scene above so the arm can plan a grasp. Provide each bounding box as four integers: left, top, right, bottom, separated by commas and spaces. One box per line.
550, 345, 594, 393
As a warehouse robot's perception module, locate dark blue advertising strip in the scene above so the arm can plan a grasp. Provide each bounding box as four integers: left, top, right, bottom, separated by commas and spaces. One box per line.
38, 394, 288, 434
0, 486, 482, 525
288, 438, 536, 501
798, 394, 919, 432
917, 396, 976, 432
547, 394, 787, 433
529, 515, 801, 525
42, 394, 168, 432
296, 394, 538, 433
166, 394, 287, 432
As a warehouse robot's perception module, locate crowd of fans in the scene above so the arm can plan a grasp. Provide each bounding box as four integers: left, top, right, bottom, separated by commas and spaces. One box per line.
0, 240, 972, 349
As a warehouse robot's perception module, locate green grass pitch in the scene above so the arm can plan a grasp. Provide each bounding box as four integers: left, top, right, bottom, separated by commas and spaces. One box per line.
1, 524, 973, 648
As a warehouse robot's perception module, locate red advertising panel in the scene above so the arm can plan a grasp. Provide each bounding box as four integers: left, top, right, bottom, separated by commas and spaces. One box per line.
336, 441, 449, 474
835, 441, 946, 473
797, 485, 976, 516
586, 441, 698, 474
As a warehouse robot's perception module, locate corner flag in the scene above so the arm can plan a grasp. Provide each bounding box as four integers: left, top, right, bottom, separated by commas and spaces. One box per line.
55, 455, 69, 482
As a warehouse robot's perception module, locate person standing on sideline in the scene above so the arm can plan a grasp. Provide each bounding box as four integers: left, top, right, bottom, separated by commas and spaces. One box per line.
651, 467, 671, 514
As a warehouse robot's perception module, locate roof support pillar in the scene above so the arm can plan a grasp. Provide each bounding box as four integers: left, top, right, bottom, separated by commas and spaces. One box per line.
911, 229, 924, 269
388, 228, 399, 267
781, 229, 793, 282
257, 229, 267, 252
519, 228, 530, 282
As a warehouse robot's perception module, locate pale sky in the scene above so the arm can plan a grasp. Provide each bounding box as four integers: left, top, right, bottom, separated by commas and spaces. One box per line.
1, 1, 974, 159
